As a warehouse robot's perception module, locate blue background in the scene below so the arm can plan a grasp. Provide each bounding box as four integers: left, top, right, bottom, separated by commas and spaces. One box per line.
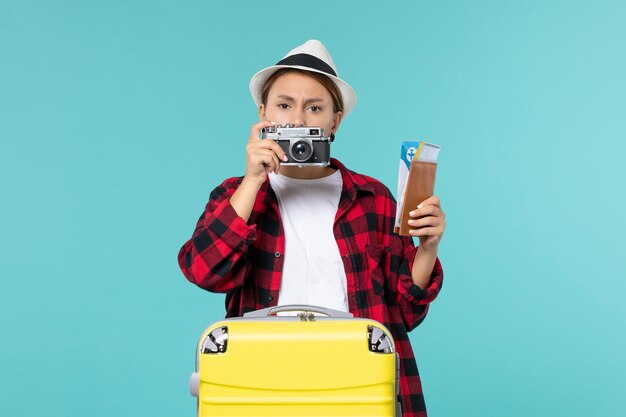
2, 1, 625, 416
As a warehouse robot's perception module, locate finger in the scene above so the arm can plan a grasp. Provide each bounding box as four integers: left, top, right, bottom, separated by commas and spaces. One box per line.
407, 216, 442, 229
249, 120, 276, 143
270, 141, 288, 162
409, 205, 443, 219
250, 155, 275, 172
417, 195, 441, 209
409, 226, 444, 237
250, 149, 279, 171
271, 152, 281, 174
255, 139, 288, 161
248, 135, 289, 162
250, 140, 288, 163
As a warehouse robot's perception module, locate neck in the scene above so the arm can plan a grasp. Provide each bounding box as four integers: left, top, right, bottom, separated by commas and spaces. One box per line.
279, 165, 336, 179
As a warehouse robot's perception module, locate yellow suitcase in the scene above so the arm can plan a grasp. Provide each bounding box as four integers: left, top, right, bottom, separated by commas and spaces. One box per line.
189, 305, 400, 417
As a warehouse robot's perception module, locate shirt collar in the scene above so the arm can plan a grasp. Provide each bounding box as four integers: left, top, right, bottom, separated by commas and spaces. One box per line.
330, 158, 375, 195
260, 158, 375, 212
330, 158, 375, 214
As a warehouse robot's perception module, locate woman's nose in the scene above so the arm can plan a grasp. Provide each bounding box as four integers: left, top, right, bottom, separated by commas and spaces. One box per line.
290, 108, 305, 127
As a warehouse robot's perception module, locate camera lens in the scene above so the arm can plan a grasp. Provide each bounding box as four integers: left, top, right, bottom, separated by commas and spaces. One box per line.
290, 140, 313, 162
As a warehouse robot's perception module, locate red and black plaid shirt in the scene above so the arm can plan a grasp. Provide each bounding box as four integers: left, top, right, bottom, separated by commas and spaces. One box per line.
178, 158, 443, 416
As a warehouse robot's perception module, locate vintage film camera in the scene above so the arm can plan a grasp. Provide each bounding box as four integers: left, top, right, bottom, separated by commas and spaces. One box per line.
260, 125, 332, 167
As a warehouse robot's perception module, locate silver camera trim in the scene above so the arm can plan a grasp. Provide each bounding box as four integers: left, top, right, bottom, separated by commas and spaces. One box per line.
260, 125, 331, 167
260, 125, 330, 140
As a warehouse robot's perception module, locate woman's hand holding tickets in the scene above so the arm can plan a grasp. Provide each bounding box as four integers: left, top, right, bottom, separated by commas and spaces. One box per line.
245, 120, 288, 184
407, 195, 446, 253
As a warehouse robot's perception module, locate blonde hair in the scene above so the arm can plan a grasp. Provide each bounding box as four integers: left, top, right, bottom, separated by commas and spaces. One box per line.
260, 68, 344, 113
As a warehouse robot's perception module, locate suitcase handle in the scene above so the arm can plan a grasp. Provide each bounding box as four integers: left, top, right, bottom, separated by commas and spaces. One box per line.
243, 304, 354, 318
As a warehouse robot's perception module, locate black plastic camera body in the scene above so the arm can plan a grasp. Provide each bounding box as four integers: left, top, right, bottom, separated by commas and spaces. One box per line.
260, 125, 332, 167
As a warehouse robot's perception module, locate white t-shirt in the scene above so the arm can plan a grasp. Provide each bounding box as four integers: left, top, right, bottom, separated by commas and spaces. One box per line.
268, 170, 348, 312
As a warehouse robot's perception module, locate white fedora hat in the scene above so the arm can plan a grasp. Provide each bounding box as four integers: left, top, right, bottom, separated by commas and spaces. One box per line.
249, 39, 357, 116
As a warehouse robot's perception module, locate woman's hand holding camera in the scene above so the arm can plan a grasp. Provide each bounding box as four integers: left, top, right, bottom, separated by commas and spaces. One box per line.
230, 121, 288, 222
244, 120, 288, 184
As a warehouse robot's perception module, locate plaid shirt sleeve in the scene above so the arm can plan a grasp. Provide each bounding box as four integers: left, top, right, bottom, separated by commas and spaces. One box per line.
394, 241, 444, 332
369, 179, 444, 332
177, 177, 257, 293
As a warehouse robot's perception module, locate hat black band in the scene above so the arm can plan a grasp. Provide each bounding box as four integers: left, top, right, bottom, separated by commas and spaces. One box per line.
276, 53, 337, 77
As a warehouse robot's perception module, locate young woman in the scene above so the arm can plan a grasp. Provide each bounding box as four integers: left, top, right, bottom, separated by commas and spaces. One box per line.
178, 40, 446, 417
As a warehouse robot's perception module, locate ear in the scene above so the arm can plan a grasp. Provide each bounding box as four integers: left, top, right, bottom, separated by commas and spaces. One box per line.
258, 104, 266, 121
331, 111, 344, 135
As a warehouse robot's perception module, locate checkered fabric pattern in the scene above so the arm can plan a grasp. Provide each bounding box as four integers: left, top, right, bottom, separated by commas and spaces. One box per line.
178, 158, 443, 416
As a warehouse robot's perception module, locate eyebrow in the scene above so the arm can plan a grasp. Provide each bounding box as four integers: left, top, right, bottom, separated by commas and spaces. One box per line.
277, 95, 325, 105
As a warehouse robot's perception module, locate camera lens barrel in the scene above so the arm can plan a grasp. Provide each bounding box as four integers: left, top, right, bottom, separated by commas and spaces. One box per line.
289, 139, 314, 162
